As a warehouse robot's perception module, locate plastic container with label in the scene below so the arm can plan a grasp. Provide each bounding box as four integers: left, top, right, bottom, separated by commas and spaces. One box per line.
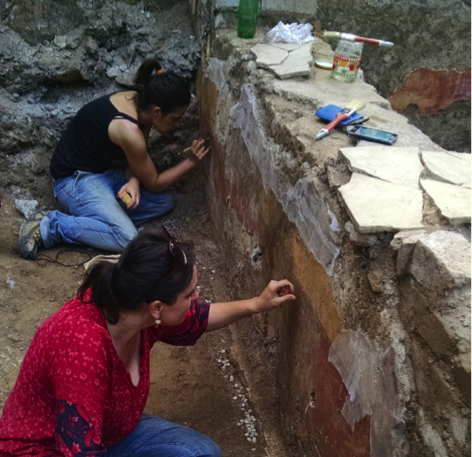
331, 39, 363, 82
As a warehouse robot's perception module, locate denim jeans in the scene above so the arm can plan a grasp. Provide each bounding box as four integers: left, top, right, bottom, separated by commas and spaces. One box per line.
106, 415, 221, 457
40, 169, 174, 252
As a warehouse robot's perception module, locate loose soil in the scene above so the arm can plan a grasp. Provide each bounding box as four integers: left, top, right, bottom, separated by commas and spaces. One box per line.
0, 137, 289, 456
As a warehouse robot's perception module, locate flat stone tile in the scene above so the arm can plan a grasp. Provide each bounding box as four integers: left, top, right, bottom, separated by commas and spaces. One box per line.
339, 146, 423, 189
339, 173, 424, 233
270, 42, 301, 51
272, 42, 313, 79
250, 43, 288, 69
421, 150, 471, 188
420, 178, 471, 225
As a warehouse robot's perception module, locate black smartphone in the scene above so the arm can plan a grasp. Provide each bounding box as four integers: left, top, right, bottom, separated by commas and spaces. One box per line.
348, 125, 398, 145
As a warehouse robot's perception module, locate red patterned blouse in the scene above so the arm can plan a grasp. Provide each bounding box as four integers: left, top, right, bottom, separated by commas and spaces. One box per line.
0, 293, 209, 456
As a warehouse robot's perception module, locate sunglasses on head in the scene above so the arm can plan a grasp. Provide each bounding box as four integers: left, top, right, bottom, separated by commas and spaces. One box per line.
162, 226, 188, 266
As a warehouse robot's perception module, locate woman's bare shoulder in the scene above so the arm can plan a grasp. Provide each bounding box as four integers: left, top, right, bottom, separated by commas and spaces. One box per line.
109, 91, 138, 118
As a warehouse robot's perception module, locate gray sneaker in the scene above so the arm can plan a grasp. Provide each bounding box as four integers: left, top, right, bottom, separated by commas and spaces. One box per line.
19, 210, 46, 259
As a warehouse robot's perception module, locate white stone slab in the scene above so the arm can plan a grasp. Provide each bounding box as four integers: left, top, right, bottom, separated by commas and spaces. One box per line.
410, 231, 471, 291
420, 178, 471, 225
272, 42, 313, 79
270, 42, 301, 51
251, 43, 288, 69
339, 173, 424, 233
421, 150, 471, 188
339, 146, 423, 189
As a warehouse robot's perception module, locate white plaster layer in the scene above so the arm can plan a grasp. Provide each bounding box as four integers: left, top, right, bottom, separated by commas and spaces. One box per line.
421, 150, 471, 188
339, 146, 423, 189
328, 327, 408, 457
339, 173, 424, 233
233, 84, 341, 274
420, 178, 471, 225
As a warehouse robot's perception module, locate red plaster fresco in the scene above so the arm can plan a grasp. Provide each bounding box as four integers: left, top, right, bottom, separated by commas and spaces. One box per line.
389, 67, 471, 115
305, 319, 371, 457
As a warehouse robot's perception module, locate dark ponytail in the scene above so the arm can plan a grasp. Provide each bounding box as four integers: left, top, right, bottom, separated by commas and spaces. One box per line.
78, 228, 195, 325
133, 59, 191, 115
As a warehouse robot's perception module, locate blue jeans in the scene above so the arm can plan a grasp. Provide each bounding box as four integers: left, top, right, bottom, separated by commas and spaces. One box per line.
40, 169, 174, 252
106, 415, 221, 457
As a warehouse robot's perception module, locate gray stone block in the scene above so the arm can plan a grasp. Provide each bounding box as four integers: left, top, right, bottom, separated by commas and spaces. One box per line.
410, 231, 471, 291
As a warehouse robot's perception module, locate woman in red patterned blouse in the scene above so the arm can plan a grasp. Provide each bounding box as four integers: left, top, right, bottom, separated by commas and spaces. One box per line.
0, 228, 296, 456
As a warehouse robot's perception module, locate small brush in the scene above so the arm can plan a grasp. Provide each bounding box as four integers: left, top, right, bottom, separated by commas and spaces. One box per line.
316, 99, 366, 140
324, 31, 394, 47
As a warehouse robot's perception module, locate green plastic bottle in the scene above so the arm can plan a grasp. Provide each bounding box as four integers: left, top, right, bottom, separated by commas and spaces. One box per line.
237, 0, 259, 39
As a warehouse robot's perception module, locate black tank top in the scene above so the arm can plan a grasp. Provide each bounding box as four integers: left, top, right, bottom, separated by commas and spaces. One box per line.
50, 93, 138, 180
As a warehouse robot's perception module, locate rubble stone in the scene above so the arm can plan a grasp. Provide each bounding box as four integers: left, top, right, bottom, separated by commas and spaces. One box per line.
345, 221, 377, 247
339, 173, 424, 233
393, 231, 425, 276
410, 231, 471, 291
420, 178, 471, 225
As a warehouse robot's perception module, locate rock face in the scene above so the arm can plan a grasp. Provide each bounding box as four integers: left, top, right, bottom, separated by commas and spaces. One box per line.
0, 0, 201, 199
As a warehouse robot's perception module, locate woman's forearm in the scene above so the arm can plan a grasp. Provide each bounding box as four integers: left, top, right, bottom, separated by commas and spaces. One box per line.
206, 298, 259, 333
206, 280, 297, 333
145, 159, 195, 193
125, 165, 139, 184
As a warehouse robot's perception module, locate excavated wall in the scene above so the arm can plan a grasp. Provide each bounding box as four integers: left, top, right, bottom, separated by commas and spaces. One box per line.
194, 15, 471, 457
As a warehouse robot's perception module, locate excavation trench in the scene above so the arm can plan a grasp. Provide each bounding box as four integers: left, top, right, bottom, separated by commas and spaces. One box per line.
0, 2, 471, 457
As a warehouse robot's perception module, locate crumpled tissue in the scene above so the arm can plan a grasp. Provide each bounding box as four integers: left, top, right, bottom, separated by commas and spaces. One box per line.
267, 21, 315, 44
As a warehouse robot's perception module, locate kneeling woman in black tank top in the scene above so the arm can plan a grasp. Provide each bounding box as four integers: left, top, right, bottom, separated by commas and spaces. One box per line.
18, 59, 210, 259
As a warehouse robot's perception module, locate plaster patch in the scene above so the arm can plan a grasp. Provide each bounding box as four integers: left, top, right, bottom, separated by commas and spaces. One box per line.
329, 327, 407, 457
233, 85, 341, 274
450, 415, 468, 445
418, 408, 448, 457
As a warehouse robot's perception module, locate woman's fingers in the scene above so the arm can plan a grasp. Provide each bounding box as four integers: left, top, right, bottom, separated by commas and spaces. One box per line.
275, 279, 295, 296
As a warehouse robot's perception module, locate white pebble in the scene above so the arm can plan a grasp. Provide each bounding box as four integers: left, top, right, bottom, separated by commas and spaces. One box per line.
229, 375, 234, 382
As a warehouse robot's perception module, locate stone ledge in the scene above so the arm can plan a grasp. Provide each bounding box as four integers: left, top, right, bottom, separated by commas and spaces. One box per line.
410, 231, 471, 291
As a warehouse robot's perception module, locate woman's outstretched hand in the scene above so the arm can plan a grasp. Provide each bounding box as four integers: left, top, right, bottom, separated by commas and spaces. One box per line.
189, 139, 210, 166
253, 280, 296, 313
206, 279, 296, 332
